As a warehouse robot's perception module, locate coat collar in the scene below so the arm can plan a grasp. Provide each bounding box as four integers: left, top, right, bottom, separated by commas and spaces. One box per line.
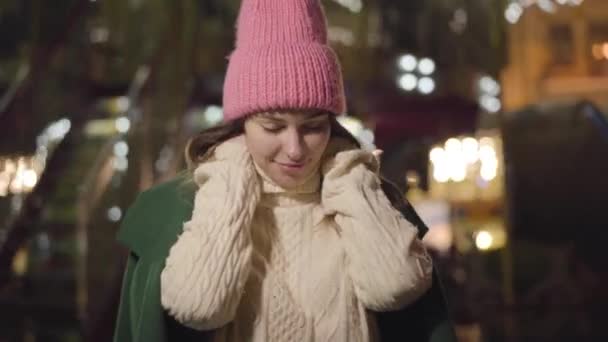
117, 174, 197, 260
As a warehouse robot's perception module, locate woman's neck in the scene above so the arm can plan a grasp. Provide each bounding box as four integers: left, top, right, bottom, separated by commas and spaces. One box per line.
252, 161, 321, 207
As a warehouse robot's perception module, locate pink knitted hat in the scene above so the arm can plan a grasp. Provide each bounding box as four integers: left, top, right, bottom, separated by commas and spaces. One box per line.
222, 0, 347, 121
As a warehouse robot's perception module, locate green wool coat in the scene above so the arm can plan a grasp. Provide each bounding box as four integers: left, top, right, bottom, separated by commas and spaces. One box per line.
113, 176, 457, 342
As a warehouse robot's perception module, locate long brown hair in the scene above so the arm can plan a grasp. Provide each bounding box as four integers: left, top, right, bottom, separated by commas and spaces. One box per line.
184, 115, 360, 169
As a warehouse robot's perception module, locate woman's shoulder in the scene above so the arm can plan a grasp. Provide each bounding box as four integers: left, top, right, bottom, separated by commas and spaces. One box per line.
116, 173, 197, 260
139, 174, 197, 204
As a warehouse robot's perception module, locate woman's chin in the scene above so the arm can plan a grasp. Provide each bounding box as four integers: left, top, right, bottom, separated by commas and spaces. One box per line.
273, 175, 304, 189
269, 170, 312, 189
265, 162, 320, 190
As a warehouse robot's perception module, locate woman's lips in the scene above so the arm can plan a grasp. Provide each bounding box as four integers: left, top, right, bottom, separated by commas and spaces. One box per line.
275, 161, 306, 174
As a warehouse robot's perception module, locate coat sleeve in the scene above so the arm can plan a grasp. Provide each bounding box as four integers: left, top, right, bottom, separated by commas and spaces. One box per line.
113, 176, 213, 342
114, 190, 169, 342
113, 253, 136, 342
113, 252, 169, 342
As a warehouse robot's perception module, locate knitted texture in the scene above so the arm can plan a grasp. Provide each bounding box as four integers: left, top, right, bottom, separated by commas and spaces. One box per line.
222, 0, 346, 121
321, 138, 434, 311
160, 137, 434, 341
160, 137, 261, 330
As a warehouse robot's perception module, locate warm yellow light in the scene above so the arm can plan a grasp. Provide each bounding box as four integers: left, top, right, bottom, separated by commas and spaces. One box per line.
428, 132, 503, 200
450, 163, 467, 182
0, 175, 9, 197
5, 160, 16, 173
475, 231, 493, 250
479, 136, 494, 147
10, 179, 23, 194
592, 44, 604, 60
1, 155, 44, 196
433, 164, 451, 183
12, 247, 28, 276
480, 164, 497, 181
603, 43, 608, 59
443, 141, 467, 182
112, 97, 130, 113
23, 169, 38, 189
406, 170, 420, 185
430, 147, 445, 164
445, 138, 462, 152
479, 145, 496, 162
85, 119, 119, 137
462, 137, 479, 164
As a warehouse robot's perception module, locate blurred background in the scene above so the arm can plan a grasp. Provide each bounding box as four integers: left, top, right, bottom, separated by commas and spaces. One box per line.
0, 0, 607, 341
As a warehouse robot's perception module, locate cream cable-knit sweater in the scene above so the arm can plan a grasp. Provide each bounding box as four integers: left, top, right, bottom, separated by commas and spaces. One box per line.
160, 137, 433, 341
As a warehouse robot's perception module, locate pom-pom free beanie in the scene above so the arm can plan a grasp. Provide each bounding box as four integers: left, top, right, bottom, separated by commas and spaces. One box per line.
222, 0, 347, 121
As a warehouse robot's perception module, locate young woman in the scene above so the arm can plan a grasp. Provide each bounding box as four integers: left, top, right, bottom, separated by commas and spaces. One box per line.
114, 1, 456, 341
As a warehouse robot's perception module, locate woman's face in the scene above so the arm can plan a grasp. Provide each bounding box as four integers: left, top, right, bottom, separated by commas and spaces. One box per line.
244, 110, 331, 189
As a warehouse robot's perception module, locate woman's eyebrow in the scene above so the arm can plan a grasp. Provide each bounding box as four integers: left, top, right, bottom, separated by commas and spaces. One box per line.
256, 113, 284, 122
301, 112, 329, 122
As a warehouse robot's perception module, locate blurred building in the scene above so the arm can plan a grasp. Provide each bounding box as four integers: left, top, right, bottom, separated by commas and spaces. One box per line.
502, 0, 608, 111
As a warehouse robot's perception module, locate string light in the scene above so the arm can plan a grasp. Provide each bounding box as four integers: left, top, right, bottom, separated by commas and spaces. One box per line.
115, 117, 131, 133
107, 206, 122, 222
417, 77, 436, 94
398, 74, 418, 91
113, 141, 129, 158
418, 58, 436, 75
1, 118, 71, 197
429, 136, 501, 184
398, 54, 417, 72
475, 231, 494, 250
478, 75, 502, 114
397, 54, 437, 95
203, 106, 223, 126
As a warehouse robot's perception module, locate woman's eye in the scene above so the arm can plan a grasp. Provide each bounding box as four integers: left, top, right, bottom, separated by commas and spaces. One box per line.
260, 122, 327, 133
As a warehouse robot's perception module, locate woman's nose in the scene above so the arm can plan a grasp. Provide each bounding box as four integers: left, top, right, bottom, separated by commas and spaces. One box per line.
285, 129, 305, 162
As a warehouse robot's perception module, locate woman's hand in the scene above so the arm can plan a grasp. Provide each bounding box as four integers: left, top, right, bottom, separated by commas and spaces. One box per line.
161, 135, 261, 330
320, 138, 433, 311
